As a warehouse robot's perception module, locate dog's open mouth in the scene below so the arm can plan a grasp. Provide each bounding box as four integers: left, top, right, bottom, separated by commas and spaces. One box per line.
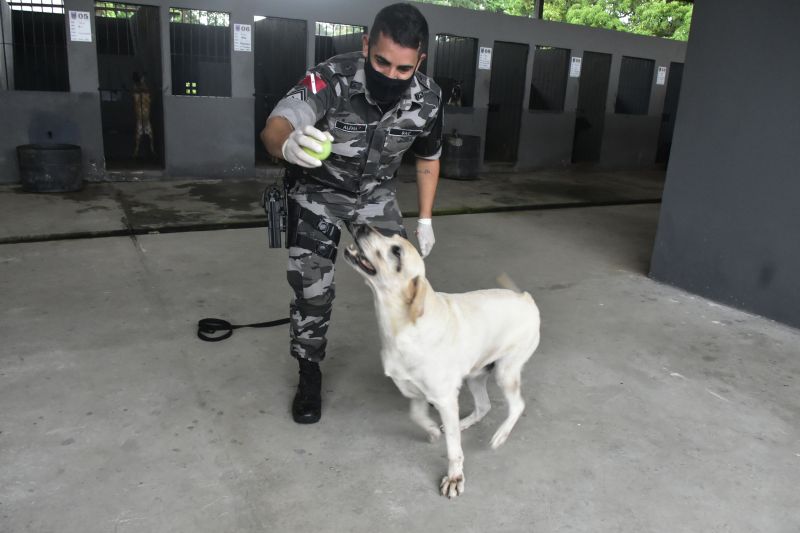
344, 244, 377, 276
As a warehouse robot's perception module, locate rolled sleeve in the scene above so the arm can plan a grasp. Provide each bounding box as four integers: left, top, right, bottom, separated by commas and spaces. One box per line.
268, 69, 335, 131
412, 105, 443, 160
269, 98, 317, 132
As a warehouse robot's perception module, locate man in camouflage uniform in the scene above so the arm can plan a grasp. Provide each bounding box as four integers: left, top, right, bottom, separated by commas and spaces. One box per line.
261, 3, 442, 424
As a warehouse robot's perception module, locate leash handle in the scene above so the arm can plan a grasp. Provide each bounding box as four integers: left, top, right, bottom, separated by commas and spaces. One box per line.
197, 317, 290, 342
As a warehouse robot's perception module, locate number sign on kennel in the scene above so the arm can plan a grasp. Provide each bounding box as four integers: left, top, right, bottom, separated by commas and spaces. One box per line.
478, 47, 492, 70
234, 23, 252, 52
69, 11, 92, 42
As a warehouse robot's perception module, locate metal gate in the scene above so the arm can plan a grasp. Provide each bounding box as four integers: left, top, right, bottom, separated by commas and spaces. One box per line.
571, 51, 611, 163
5, 0, 69, 91
656, 62, 684, 164
254, 16, 307, 165
615, 55, 655, 114
484, 41, 529, 162
314, 22, 365, 64
433, 34, 478, 107
529, 46, 570, 111
95, 2, 164, 170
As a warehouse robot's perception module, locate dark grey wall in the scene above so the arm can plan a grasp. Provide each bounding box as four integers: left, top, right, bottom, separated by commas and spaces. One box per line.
164, 96, 254, 177
157, 3, 254, 178
0, 0, 686, 182
600, 114, 661, 168
0, 0, 105, 180
519, 111, 576, 168
650, 0, 800, 329
0, 91, 105, 180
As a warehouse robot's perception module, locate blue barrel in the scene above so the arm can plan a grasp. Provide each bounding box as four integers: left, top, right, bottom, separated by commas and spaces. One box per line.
17, 144, 84, 193
441, 134, 480, 180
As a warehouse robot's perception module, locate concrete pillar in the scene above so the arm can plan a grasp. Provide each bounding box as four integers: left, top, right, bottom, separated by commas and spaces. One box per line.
0, 0, 13, 90
63, 0, 99, 93
650, 0, 800, 328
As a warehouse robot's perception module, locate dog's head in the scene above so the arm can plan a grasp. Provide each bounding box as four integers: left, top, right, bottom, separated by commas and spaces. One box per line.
344, 224, 428, 322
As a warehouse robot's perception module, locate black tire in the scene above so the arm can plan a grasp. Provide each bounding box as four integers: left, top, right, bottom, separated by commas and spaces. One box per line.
17, 144, 83, 192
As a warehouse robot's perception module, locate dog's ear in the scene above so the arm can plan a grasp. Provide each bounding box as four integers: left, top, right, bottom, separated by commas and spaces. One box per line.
403, 276, 427, 323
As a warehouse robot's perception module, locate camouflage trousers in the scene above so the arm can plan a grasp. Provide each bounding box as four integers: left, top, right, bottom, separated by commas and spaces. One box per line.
286, 180, 407, 362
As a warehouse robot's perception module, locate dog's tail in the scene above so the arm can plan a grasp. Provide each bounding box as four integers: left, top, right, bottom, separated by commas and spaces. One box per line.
496, 273, 522, 293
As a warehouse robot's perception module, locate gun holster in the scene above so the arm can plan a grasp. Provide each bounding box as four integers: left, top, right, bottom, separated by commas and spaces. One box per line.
261, 167, 340, 260
262, 168, 300, 249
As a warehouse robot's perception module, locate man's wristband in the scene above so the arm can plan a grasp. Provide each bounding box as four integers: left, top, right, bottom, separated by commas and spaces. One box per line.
418, 218, 432, 225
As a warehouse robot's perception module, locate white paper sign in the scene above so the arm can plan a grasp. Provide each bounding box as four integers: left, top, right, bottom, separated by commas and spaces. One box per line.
656, 66, 667, 85
569, 56, 582, 78
69, 11, 92, 42
478, 47, 492, 70
234, 23, 252, 52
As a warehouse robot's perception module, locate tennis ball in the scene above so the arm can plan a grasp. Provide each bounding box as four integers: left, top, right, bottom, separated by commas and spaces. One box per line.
303, 139, 332, 160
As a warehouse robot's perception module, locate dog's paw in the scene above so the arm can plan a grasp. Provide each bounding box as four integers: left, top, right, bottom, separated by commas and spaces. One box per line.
490, 427, 510, 449
440, 472, 465, 499
426, 426, 442, 443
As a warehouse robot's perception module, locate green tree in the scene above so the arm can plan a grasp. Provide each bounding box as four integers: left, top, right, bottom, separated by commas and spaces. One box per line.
169, 8, 229, 27
558, 1, 628, 32
484, 0, 537, 17
626, 0, 693, 40
418, 0, 692, 41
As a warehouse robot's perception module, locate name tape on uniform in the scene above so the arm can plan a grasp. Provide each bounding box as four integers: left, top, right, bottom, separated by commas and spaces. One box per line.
388, 128, 423, 137
334, 120, 368, 133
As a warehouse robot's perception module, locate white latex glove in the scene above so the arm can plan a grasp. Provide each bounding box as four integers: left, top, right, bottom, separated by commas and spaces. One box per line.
281, 125, 334, 168
416, 218, 435, 258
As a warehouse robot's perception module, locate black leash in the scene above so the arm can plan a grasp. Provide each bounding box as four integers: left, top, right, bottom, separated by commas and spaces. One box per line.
197, 317, 290, 342
198, 176, 294, 342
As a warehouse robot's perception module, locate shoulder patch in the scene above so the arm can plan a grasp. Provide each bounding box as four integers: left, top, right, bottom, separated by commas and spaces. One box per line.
286, 87, 306, 101
299, 73, 328, 95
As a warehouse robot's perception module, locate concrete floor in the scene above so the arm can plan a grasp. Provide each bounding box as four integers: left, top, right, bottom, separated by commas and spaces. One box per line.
1, 203, 798, 532
0, 167, 665, 243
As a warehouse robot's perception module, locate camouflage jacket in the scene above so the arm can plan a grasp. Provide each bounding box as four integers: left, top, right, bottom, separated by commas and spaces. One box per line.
269, 52, 443, 193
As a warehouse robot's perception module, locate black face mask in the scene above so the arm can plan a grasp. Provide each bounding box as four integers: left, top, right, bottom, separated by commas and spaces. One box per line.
364, 52, 416, 110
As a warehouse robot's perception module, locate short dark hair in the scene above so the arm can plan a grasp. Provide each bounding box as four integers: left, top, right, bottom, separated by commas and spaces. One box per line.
369, 3, 429, 53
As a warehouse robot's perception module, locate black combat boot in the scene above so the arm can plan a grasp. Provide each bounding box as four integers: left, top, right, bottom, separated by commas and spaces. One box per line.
292, 358, 322, 424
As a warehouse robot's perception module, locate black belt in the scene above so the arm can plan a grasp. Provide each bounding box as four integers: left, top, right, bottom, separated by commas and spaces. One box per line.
298, 206, 341, 242
293, 234, 338, 261
292, 206, 340, 261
